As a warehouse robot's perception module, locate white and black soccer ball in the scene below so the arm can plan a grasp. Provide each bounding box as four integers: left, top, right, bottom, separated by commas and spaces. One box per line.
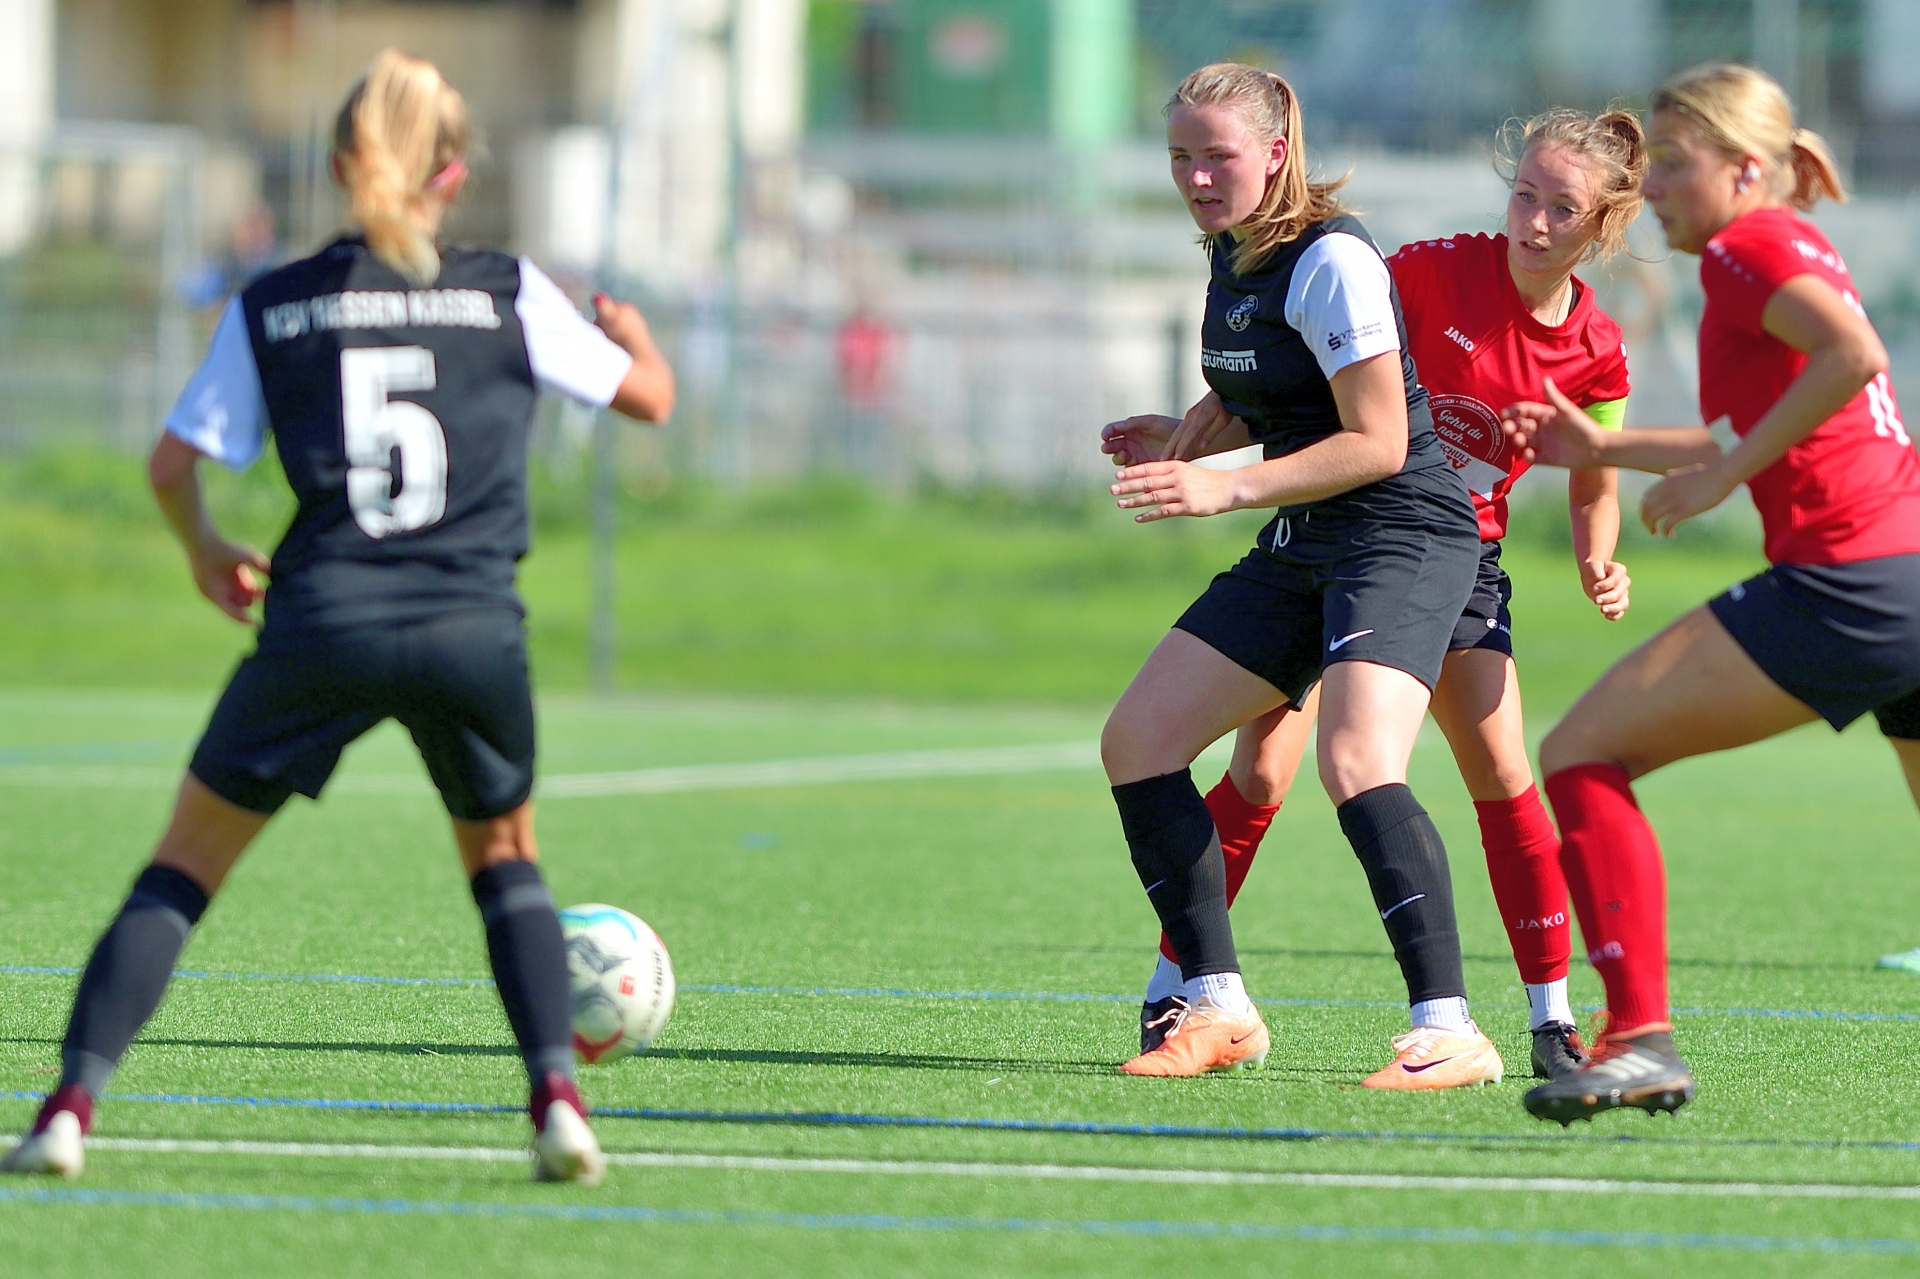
558, 903, 675, 1064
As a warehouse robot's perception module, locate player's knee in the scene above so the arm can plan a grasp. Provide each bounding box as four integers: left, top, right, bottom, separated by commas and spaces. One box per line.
1232, 753, 1293, 806
1101, 709, 1168, 786
1538, 718, 1617, 777
1316, 737, 1397, 807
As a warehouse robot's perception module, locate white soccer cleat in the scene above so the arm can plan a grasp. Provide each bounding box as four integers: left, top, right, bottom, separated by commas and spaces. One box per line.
533, 1098, 605, 1186
1, 1111, 85, 1179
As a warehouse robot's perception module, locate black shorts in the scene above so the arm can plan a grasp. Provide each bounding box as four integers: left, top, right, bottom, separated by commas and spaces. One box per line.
190, 608, 536, 820
1173, 508, 1482, 703
1448, 539, 1514, 657
1709, 553, 1920, 735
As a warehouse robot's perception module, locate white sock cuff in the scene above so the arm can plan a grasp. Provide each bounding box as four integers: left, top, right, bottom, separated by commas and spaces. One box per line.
1525, 979, 1575, 1030
1145, 955, 1186, 1005
1410, 996, 1472, 1032
1186, 971, 1251, 1013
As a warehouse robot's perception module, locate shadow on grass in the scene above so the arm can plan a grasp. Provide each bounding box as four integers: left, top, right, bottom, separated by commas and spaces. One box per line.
0, 1036, 517, 1058
1032, 943, 1869, 973
638, 1046, 1119, 1075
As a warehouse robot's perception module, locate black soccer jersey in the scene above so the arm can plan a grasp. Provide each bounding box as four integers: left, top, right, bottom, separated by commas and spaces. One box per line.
166, 238, 632, 636
1200, 215, 1465, 522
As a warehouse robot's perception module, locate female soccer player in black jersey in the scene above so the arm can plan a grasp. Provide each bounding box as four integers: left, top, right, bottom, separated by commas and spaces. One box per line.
3, 50, 673, 1184
1100, 63, 1493, 1082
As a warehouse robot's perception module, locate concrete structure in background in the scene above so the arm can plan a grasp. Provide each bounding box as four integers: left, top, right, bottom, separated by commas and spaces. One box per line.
7, 0, 1920, 488
0, 0, 56, 253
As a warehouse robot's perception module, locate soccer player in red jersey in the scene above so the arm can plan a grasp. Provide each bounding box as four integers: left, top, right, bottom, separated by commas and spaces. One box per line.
1502, 64, 1920, 1123
1114, 107, 1645, 1085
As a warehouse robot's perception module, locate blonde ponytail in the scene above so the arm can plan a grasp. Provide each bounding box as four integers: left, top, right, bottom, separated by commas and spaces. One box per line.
332, 48, 472, 284
1167, 62, 1349, 275
1652, 63, 1847, 211
1788, 127, 1847, 209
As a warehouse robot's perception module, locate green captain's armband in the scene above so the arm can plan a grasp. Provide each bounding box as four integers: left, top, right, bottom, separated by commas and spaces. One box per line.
1585, 397, 1627, 432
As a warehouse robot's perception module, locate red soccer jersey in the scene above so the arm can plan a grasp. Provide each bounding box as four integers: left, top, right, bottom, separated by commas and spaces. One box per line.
1388, 233, 1631, 541
1699, 206, 1920, 564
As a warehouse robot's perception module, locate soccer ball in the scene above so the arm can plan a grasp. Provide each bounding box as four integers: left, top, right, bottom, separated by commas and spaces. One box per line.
559, 903, 675, 1064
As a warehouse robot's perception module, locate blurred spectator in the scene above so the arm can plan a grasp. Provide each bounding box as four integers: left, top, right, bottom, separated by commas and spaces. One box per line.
835, 307, 895, 410
180, 201, 283, 309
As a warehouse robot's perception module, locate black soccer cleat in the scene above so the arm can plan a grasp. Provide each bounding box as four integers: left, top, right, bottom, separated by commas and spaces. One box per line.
1522, 1029, 1695, 1126
1529, 1021, 1589, 1080
1140, 996, 1186, 1054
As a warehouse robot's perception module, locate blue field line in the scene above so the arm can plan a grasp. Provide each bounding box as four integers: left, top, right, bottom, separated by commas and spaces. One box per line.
12, 962, 1920, 1025
9, 1090, 1920, 1154
1, 1185, 1916, 1253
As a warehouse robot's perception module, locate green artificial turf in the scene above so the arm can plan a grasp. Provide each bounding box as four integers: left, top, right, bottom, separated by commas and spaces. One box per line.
8, 455, 1920, 1274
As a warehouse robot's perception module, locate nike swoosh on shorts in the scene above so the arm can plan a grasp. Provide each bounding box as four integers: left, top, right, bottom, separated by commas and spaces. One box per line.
1328, 629, 1375, 652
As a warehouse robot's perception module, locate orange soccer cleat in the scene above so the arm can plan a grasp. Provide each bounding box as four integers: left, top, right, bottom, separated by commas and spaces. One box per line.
1119, 997, 1270, 1077
1361, 1024, 1504, 1090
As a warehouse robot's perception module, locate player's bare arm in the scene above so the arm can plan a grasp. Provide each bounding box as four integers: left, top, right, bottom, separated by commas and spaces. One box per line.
1569, 465, 1629, 620
1642, 274, 1891, 535
1501, 377, 1718, 473
1112, 351, 1406, 522
147, 432, 270, 625
594, 293, 677, 423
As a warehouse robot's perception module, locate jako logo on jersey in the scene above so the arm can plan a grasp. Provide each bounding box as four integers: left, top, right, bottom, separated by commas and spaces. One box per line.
1326, 320, 1385, 352
1444, 326, 1474, 351
263, 289, 503, 343
1201, 348, 1257, 372
1225, 294, 1258, 332
1791, 238, 1847, 274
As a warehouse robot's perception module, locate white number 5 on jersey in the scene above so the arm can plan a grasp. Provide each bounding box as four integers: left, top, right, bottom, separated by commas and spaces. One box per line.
341, 346, 450, 538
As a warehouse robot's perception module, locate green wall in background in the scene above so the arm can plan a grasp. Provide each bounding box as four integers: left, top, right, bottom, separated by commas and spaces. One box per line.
804, 0, 1136, 141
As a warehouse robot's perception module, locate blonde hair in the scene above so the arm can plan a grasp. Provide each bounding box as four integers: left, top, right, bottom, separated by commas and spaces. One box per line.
1652, 62, 1846, 210
1166, 62, 1349, 275
332, 49, 473, 284
1494, 106, 1647, 262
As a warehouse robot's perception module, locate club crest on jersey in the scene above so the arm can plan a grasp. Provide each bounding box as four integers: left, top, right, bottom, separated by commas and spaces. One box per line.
1225, 295, 1258, 332
1428, 393, 1509, 501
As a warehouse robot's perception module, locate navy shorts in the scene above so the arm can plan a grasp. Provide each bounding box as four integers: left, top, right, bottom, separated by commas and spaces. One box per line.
1174, 507, 1482, 703
1709, 553, 1920, 735
190, 608, 536, 820
1448, 539, 1514, 657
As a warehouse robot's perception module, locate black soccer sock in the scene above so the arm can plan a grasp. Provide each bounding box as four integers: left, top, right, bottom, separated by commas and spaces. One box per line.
59, 865, 210, 1098
471, 860, 576, 1085
1337, 784, 1467, 1005
1113, 769, 1238, 981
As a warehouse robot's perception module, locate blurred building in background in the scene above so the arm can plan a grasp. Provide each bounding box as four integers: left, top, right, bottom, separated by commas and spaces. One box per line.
4, 0, 1920, 492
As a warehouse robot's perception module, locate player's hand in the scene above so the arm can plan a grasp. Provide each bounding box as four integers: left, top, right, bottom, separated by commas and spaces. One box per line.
1111, 459, 1238, 522
1642, 461, 1735, 537
1166, 390, 1239, 461
1101, 414, 1180, 467
1580, 558, 1631, 621
1501, 378, 1610, 468
592, 293, 658, 357
189, 537, 270, 624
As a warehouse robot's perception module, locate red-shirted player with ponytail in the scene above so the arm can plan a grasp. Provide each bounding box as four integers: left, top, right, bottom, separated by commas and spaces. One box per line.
1114, 106, 1643, 1086
1504, 64, 1920, 1123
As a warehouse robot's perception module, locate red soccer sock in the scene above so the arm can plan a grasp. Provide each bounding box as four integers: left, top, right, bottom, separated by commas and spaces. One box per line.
1542, 764, 1670, 1032
1475, 785, 1571, 985
1158, 772, 1281, 963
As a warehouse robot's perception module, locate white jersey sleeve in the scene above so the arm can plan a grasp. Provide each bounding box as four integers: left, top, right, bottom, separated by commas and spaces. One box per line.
1282, 232, 1402, 381
515, 258, 635, 408
164, 296, 269, 471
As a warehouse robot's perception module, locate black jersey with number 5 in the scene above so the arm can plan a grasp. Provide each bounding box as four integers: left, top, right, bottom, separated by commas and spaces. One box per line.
166, 237, 632, 638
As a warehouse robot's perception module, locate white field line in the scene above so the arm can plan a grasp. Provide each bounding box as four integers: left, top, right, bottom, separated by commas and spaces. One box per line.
30, 1138, 1920, 1200
0, 742, 1104, 799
